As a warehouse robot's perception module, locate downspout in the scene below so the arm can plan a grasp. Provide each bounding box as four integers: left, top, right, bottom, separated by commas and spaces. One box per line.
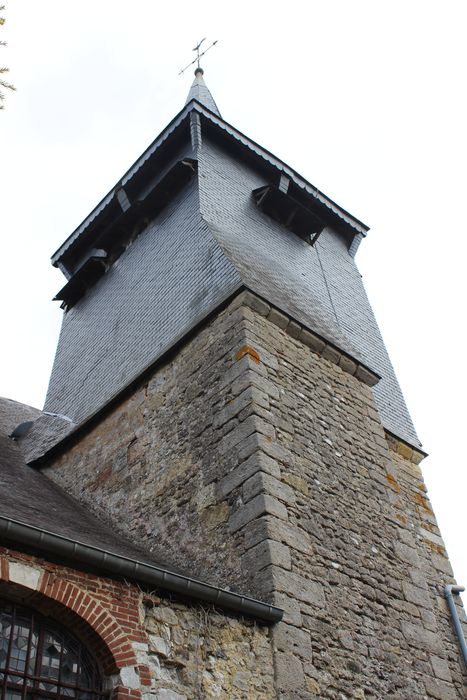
444, 584, 467, 669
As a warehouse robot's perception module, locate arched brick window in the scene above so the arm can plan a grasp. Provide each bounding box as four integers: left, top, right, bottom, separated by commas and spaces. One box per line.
0, 599, 107, 700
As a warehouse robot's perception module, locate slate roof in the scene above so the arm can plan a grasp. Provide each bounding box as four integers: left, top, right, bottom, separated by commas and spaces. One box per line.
196, 140, 420, 447
0, 397, 41, 436
24, 71, 421, 461
185, 68, 221, 116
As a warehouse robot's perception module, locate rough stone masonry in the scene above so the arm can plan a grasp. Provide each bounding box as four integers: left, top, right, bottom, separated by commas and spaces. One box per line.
42, 291, 467, 699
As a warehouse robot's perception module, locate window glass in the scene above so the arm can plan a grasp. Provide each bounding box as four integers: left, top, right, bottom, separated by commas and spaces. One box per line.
0, 599, 106, 700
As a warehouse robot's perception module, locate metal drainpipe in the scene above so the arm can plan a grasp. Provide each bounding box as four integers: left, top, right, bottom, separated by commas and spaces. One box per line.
444, 584, 467, 669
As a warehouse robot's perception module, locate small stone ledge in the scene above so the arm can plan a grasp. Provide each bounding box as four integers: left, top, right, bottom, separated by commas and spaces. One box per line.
385, 430, 427, 464
237, 290, 380, 387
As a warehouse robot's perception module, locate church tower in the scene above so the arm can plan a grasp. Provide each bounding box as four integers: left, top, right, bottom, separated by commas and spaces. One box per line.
21, 68, 466, 698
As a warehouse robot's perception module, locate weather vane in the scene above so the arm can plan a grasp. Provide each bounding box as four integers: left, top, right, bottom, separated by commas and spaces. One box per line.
179, 38, 218, 75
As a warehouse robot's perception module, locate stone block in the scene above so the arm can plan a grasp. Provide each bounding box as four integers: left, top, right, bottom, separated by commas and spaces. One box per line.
271, 592, 303, 626
242, 291, 271, 317
213, 389, 251, 430
219, 415, 273, 455
234, 344, 262, 365
244, 515, 311, 555
298, 329, 325, 354
228, 494, 288, 533
420, 609, 438, 632
338, 354, 358, 375
305, 677, 321, 695
200, 501, 230, 529
119, 666, 140, 689
409, 568, 428, 589
419, 527, 445, 549
220, 353, 267, 390
321, 344, 341, 365
355, 364, 380, 387
287, 321, 301, 339
241, 538, 291, 572
155, 690, 187, 700
401, 621, 442, 654
429, 655, 452, 683
149, 634, 170, 657
235, 433, 261, 463
213, 385, 270, 430
193, 483, 216, 511
241, 339, 279, 370
231, 370, 280, 400
431, 553, 454, 577
273, 622, 312, 660
282, 472, 309, 495
394, 541, 421, 567
255, 434, 294, 466
243, 472, 296, 505
273, 569, 325, 608
274, 651, 305, 693
402, 581, 432, 609
423, 677, 457, 700
267, 306, 290, 330
397, 440, 414, 460
218, 451, 281, 498
147, 606, 178, 626
9, 562, 41, 590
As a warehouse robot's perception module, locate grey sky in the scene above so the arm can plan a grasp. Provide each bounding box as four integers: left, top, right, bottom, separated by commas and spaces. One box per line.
1, 1, 465, 595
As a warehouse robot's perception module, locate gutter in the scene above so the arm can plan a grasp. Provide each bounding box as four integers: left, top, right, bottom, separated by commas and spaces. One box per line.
0, 515, 282, 624
444, 584, 467, 669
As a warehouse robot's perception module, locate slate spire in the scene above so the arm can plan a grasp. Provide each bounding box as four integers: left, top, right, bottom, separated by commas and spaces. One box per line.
185, 67, 221, 117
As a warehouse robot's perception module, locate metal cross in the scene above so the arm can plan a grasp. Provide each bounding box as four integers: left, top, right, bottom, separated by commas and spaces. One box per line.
179, 38, 218, 75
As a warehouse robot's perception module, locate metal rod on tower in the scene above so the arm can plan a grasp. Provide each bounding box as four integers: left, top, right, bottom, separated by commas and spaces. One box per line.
179, 39, 218, 75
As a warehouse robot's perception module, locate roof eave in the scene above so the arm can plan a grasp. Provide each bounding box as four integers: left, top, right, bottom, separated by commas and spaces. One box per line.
0, 514, 283, 624
51, 100, 369, 268
51, 103, 194, 267
190, 101, 370, 237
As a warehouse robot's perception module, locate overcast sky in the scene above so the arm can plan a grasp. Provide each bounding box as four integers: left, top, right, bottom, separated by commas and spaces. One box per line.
1, 1, 465, 597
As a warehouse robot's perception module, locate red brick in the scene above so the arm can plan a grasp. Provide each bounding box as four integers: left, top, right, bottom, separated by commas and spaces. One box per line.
0, 557, 9, 582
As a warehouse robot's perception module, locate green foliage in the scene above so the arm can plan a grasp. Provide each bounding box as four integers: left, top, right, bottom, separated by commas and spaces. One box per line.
0, 4, 15, 110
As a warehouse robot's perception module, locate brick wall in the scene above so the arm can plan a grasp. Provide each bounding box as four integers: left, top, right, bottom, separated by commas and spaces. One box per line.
0, 547, 147, 698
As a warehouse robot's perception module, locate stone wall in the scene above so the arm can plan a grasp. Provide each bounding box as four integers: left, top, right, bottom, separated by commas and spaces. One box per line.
143, 597, 274, 699
41, 291, 466, 698
228, 294, 466, 699
42, 294, 268, 595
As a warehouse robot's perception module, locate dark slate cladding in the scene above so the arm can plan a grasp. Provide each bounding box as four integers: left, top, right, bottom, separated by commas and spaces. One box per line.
198, 136, 420, 447
43, 174, 242, 427
37, 94, 420, 455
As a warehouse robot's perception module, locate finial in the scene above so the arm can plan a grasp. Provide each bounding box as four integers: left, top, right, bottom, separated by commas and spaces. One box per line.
179, 38, 218, 76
